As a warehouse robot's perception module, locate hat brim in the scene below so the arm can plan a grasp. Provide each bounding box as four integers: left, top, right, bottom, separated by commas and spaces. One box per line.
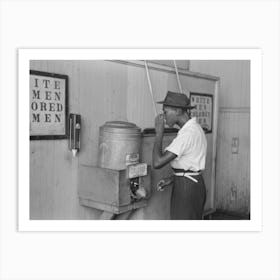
157, 101, 196, 109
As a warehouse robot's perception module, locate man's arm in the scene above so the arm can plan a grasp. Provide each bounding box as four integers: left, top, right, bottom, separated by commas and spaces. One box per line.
153, 114, 177, 169
153, 143, 177, 169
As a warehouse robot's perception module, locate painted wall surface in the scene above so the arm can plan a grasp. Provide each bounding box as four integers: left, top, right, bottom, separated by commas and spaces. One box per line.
30, 60, 217, 219
190, 60, 250, 214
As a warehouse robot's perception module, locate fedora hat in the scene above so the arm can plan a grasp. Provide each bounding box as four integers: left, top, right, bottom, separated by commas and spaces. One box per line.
157, 91, 196, 109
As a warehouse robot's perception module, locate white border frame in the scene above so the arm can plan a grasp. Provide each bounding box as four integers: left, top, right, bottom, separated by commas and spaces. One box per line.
18, 48, 262, 232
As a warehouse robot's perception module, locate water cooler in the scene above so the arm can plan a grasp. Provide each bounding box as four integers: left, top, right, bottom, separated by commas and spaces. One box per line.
78, 121, 151, 218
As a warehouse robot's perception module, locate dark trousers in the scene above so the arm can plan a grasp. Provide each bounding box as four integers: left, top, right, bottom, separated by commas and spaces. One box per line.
170, 174, 206, 220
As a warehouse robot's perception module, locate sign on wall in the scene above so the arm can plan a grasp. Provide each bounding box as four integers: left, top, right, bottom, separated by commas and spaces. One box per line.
190, 92, 213, 133
30, 70, 68, 140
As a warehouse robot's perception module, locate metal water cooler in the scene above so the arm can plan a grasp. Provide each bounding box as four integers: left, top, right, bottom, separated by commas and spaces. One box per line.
78, 121, 151, 218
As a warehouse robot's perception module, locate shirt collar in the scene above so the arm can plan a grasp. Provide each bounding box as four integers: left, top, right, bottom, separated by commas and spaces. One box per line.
178, 117, 197, 135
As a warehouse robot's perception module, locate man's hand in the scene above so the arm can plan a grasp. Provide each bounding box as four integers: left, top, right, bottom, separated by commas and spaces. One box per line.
156, 177, 173, 191
155, 113, 165, 136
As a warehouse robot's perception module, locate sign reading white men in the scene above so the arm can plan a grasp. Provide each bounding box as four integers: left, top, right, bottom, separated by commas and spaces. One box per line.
30, 71, 68, 139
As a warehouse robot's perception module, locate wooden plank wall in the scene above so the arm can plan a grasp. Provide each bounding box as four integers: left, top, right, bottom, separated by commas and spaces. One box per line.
30, 60, 216, 219
190, 60, 250, 214
30, 60, 128, 219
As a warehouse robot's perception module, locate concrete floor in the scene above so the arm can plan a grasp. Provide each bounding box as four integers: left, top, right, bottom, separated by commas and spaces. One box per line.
204, 209, 250, 220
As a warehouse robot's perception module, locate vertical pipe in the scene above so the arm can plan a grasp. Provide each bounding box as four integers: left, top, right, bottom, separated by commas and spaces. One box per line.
210, 79, 220, 210
144, 60, 157, 117
173, 60, 183, 94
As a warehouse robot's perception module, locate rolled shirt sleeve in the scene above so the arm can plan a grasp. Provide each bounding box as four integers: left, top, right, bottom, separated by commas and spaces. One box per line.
165, 133, 191, 158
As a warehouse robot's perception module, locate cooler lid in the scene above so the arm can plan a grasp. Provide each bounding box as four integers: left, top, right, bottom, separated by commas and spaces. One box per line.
100, 121, 141, 133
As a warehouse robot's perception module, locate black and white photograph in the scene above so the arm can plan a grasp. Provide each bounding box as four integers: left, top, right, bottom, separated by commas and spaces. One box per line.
18, 49, 261, 232
1, 1, 279, 280
27, 59, 250, 221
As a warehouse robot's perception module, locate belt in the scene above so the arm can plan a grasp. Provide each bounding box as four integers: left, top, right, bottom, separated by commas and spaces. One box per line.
172, 168, 201, 183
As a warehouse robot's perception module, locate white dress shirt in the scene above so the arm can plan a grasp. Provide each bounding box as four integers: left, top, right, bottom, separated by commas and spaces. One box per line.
165, 117, 207, 171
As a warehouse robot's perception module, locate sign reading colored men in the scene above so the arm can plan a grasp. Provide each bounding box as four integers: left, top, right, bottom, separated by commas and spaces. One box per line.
190, 92, 213, 133
30, 70, 68, 139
